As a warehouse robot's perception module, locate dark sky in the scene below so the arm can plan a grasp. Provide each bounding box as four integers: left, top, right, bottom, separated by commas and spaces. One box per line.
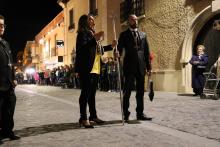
0, 0, 62, 61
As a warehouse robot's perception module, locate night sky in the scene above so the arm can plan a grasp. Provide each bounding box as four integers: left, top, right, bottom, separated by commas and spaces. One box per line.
0, 0, 62, 61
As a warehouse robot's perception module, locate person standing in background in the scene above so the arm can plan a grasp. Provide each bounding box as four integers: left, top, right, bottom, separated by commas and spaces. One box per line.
189, 45, 208, 96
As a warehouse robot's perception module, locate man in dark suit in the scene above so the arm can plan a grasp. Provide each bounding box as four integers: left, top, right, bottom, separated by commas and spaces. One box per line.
0, 15, 20, 140
117, 14, 152, 122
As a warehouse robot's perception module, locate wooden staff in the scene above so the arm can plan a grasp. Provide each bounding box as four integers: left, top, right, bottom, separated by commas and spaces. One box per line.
112, 16, 124, 125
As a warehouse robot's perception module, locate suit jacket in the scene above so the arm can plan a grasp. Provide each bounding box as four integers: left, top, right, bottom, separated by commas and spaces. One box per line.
118, 29, 151, 76
0, 39, 15, 91
74, 30, 113, 74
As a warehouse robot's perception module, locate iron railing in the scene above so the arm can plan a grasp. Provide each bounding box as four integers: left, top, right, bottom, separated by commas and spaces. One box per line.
120, 0, 145, 23
89, 8, 98, 16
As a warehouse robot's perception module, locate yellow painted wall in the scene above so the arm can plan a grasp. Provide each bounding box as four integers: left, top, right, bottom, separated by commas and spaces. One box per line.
35, 11, 65, 70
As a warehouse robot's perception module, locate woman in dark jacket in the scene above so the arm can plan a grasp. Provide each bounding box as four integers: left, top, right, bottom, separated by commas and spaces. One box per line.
75, 14, 116, 128
189, 45, 208, 96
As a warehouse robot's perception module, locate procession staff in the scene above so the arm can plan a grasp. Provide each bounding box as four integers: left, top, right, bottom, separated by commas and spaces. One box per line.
112, 15, 124, 125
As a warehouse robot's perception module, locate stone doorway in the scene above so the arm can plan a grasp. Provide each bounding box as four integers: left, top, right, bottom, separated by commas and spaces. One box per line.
181, 6, 220, 93
194, 13, 220, 70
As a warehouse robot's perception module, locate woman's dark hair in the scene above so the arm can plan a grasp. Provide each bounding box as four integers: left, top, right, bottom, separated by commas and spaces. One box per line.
77, 14, 89, 33
0, 15, 5, 20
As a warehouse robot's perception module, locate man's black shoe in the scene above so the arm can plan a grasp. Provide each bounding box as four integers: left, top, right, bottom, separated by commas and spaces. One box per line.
137, 115, 152, 121
124, 117, 129, 122
0, 131, 20, 140
9, 134, 20, 140
124, 112, 130, 122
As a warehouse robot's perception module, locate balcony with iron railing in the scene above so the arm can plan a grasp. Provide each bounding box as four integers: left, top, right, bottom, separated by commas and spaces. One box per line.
120, 0, 145, 23
89, 8, 98, 16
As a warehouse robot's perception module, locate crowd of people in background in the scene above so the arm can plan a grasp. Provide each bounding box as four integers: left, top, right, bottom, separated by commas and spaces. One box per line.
15, 57, 121, 92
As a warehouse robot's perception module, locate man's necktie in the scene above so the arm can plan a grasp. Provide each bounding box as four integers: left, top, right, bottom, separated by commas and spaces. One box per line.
132, 31, 139, 49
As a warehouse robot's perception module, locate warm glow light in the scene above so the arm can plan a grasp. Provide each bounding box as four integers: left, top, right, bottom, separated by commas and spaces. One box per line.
39, 38, 44, 45
25, 68, 35, 74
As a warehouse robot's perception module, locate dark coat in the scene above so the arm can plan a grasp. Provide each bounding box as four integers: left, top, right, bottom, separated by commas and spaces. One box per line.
117, 29, 151, 76
0, 39, 15, 91
189, 54, 208, 89
74, 30, 113, 74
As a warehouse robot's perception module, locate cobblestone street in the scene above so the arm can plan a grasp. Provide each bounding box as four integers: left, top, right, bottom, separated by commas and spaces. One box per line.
1, 85, 220, 147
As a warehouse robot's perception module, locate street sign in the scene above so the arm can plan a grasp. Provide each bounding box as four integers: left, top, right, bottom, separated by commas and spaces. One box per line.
56, 40, 64, 48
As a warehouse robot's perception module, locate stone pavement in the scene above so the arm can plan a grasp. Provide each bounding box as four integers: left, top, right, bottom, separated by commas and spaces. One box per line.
1, 85, 220, 147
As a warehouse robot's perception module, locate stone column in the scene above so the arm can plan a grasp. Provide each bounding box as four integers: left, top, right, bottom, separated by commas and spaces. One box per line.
212, 0, 220, 12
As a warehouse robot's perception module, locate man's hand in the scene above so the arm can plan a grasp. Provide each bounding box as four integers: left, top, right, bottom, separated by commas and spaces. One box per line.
111, 40, 117, 48
12, 80, 17, 88
75, 73, 79, 78
147, 70, 152, 76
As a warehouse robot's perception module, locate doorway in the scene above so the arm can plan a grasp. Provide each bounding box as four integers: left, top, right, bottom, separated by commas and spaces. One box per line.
181, 6, 220, 92
194, 13, 220, 70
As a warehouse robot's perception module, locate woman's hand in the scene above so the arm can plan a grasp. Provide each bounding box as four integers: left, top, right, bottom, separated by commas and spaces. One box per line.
94, 31, 104, 41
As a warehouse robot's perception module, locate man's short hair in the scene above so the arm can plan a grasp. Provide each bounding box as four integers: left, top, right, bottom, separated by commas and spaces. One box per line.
0, 15, 5, 20
128, 14, 136, 19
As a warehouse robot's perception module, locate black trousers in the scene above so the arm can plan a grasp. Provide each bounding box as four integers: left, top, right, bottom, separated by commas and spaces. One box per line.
79, 73, 98, 120
0, 88, 16, 135
123, 72, 145, 117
